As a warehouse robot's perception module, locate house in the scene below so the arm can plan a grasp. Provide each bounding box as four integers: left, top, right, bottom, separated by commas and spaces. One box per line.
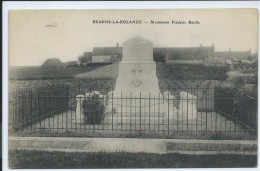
89, 43, 253, 64
213, 49, 251, 61
92, 45, 122, 63
153, 44, 215, 60
91, 45, 214, 63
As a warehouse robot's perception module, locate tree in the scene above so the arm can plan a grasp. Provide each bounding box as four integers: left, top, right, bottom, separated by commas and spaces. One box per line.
153, 52, 166, 63
248, 52, 258, 61
41, 58, 64, 69
78, 52, 92, 65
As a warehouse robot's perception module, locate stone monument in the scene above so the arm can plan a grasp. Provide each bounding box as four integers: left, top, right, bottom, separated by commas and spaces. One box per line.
107, 36, 173, 117
75, 36, 197, 124
113, 36, 161, 97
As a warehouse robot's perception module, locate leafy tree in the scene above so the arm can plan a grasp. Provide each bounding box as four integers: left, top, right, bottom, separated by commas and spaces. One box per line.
248, 52, 258, 61
41, 58, 64, 69
78, 52, 92, 65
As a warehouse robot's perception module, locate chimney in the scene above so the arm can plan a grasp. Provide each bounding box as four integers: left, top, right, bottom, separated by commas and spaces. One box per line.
200, 43, 202, 47
212, 43, 215, 51
116, 42, 119, 47
249, 48, 251, 55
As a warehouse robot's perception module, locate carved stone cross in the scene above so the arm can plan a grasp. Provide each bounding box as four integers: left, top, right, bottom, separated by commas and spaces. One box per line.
131, 64, 142, 76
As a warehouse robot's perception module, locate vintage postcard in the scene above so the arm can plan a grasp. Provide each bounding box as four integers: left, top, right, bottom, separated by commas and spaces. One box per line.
7, 8, 258, 169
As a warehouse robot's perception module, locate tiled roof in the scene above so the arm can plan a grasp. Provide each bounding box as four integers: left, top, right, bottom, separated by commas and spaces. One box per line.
91, 46, 251, 61
93, 47, 122, 56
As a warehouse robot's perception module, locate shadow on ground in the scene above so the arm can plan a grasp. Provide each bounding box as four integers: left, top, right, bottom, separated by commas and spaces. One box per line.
9, 149, 257, 169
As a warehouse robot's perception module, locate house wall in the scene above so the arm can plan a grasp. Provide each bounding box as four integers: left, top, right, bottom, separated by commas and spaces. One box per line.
92, 55, 111, 63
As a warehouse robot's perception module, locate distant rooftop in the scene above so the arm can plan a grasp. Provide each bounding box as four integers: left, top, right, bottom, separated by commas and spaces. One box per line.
91, 43, 251, 60
93, 47, 122, 56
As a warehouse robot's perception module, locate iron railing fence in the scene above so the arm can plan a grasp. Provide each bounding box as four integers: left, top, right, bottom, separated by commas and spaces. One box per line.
10, 86, 70, 131
72, 83, 215, 112
214, 88, 257, 131
9, 85, 257, 139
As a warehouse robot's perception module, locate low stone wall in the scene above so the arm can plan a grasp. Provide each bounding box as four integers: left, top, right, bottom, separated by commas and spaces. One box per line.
9, 137, 257, 155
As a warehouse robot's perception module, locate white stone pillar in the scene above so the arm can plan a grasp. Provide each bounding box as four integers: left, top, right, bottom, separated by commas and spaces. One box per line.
179, 91, 197, 120
162, 91, 178, 120
107, 91, 117, 113
75, 95, 85, 123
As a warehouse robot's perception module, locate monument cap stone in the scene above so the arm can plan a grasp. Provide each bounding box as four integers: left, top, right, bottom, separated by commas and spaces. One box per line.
122, 36, 153, 62
123, 36, 153, 45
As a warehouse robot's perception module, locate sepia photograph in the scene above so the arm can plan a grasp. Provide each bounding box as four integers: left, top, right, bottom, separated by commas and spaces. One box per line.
5, 6, 258, 169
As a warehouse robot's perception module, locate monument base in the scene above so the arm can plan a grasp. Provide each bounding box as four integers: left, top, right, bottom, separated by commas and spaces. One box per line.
106, 91, 178, 120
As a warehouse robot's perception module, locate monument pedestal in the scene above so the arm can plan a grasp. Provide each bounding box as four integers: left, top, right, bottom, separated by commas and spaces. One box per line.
113, 61, 161, 97
110, 36, 165, 117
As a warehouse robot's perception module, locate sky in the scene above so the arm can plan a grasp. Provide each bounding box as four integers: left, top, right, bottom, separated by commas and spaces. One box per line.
9, 9, 258, 66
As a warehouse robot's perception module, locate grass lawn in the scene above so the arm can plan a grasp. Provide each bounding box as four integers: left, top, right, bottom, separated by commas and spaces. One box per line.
9, 149, 257, 168
9, 66, 102, 80
9, 63, 225, 80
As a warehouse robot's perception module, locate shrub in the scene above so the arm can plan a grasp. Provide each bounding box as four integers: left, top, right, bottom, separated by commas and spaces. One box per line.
204, 66, 228, 80
214, 82, 235, 90
241, 84, 257, 97
82, 94, 105, 125
41, 58, 64, 69
203, 56, 226, 67
153, 52, 166, 63
227, 71, 257, 88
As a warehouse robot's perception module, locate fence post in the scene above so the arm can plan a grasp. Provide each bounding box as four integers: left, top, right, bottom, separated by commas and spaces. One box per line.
30, 89, 33, 130
121, 92, 123, 131
168, 91, 170, 135
205, 87, 208, 132
130, 92, 132, 132
12, 90, 15, 131
186, 90, 188, 129
39, 92, 41, 130
112, 92, 114, 131
149, 93, 150, 132
21, 91, 24, 131
140, 92, 142, 131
